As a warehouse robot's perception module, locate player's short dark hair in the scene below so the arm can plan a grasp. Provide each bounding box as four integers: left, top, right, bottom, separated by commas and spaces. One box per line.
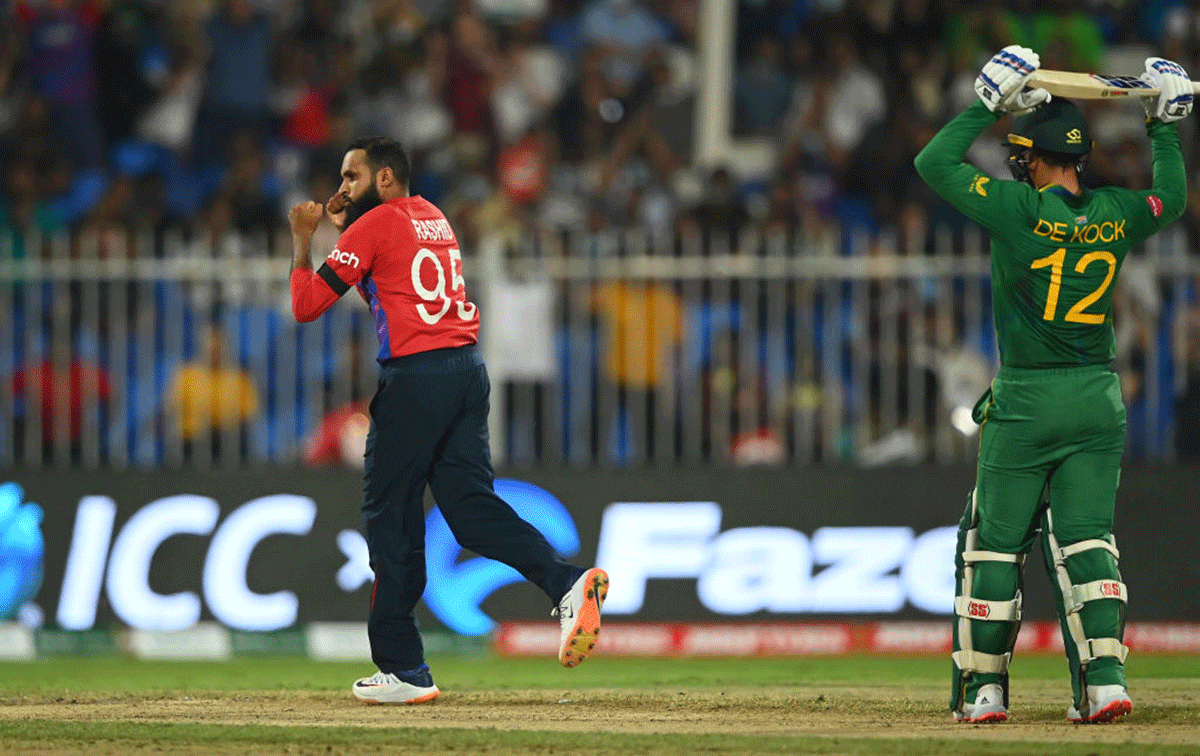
347, 136, 411, 191
1032, 148, 1086, 170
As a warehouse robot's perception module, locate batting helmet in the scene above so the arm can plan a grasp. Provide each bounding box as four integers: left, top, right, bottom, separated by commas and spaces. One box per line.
1005, 98, 1092, 183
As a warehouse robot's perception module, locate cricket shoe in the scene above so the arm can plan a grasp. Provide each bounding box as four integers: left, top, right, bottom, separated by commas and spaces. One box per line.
352, 665, 440, 704
553, 567, 609, 668
1068, 685, 1132, 723
954, 683, 1008, 723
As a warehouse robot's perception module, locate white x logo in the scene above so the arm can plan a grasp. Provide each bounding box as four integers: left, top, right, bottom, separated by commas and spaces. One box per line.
336, 530, 373, 592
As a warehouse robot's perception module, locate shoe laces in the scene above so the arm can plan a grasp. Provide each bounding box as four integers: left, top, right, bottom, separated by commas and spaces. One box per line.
552, 588, 577, 618
552, 569, 590, 618
360, 671, 397, 686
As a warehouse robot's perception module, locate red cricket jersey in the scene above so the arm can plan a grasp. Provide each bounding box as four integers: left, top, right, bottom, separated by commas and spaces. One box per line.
291, 196, 480, 360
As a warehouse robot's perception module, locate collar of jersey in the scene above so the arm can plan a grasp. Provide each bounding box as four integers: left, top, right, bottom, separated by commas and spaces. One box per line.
1039, 183, 1089, 205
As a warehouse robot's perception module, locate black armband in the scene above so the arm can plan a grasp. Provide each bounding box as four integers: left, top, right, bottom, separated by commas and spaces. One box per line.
317, 263, 350, 296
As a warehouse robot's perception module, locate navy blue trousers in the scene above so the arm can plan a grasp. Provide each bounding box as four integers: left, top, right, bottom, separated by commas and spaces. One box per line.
362, 345, 580, 673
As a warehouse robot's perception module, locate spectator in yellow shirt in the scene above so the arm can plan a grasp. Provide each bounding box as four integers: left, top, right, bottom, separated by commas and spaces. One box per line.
163, 323, 261, 463
589, 279, 684, 462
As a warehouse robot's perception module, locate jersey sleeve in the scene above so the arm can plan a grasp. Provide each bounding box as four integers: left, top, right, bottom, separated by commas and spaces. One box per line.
290, 267, 341, 322
290, 209, 382, 323
326, 209, 380, 286
1118, 119, 1187, 244
914, 101, 1036, 234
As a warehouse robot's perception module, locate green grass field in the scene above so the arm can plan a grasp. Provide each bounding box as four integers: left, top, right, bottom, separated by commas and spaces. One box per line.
2, 653, 1199, 755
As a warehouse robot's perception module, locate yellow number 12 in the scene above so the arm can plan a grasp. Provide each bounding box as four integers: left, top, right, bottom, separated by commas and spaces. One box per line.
1029, 248, 1117, 324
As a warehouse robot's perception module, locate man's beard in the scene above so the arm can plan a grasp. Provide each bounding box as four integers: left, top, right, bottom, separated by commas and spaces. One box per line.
343, 183, 384, 229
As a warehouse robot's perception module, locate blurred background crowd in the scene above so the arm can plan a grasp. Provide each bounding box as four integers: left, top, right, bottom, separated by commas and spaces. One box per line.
4, 0, 1200, 468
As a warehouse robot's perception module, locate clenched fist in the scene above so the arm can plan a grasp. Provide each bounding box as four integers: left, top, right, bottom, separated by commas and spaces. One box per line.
289, 201, 324, 238
326, 192, 349, 231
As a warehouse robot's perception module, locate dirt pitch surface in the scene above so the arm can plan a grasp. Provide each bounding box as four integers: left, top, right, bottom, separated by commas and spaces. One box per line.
3, 679, 1199, 754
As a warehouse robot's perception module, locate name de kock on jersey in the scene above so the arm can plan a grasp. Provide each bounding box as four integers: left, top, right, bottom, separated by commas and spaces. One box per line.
1032, 218, 1126, 244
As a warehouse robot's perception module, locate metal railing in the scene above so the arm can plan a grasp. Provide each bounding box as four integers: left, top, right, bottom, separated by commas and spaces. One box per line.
1, 226, 1195, 468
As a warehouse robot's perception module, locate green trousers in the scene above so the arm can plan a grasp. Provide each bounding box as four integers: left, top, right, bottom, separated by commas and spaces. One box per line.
957, 364, 1127, 707
974, 364, 1125, 553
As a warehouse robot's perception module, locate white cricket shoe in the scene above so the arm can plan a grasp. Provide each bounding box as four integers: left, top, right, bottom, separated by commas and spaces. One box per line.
954, 683, 1008, 723
553, 567, 609, 668
1068, 684, 1132, 723
351, 668, 440, 704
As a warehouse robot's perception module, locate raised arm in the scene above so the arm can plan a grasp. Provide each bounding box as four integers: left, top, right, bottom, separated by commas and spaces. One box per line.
915, 46, 1048, 232
289, 201, 348, 323
1113, 57, 1194, 243
1139, 57, 1192, 227
1145, 118, 1187, 224
913, 101, 1002, 200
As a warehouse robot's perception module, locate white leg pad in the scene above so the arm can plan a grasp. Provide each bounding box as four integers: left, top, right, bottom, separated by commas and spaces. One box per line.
963, 550, 1021, 564
1079, 637, 1129, 664
955, 595, 1022, 622
1060, 538, 1120, 560
1071, 579, 1127, 609
1044, 515, 1128, 667
955, 489, 1022, 676
953, 649, 1010, 674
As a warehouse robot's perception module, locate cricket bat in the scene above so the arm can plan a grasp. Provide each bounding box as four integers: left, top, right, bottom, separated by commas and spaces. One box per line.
1030, 69, 1200, 100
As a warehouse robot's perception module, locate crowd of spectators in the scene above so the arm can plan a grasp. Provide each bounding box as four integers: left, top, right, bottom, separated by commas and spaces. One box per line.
3, 0, 1200, 466
5, 0, 1199, 254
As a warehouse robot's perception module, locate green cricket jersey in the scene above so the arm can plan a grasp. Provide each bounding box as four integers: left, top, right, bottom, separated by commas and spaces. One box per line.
914, 101, 1186, 368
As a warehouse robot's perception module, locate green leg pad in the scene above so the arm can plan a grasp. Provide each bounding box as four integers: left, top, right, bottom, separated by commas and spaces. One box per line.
951, 493, 1020, 711
1040, 515, 1127, 707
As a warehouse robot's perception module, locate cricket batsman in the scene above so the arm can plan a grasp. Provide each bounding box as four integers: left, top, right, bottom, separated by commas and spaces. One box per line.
915, 46, 1192, 723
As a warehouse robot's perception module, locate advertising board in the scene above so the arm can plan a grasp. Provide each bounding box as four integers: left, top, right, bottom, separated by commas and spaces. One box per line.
7, 465, 1195, 635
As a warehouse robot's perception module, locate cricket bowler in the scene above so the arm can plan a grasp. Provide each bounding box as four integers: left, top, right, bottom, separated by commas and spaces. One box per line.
288, 137, 608, 703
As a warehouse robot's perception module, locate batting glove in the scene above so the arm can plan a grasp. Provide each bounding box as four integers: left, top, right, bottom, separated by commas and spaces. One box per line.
1141, 57, 1194, 123
975, 45, 1050, 115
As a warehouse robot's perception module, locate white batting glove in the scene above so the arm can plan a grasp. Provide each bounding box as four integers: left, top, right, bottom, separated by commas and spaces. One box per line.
1141, 57, 1194, 123
975, 46, 1051, 114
